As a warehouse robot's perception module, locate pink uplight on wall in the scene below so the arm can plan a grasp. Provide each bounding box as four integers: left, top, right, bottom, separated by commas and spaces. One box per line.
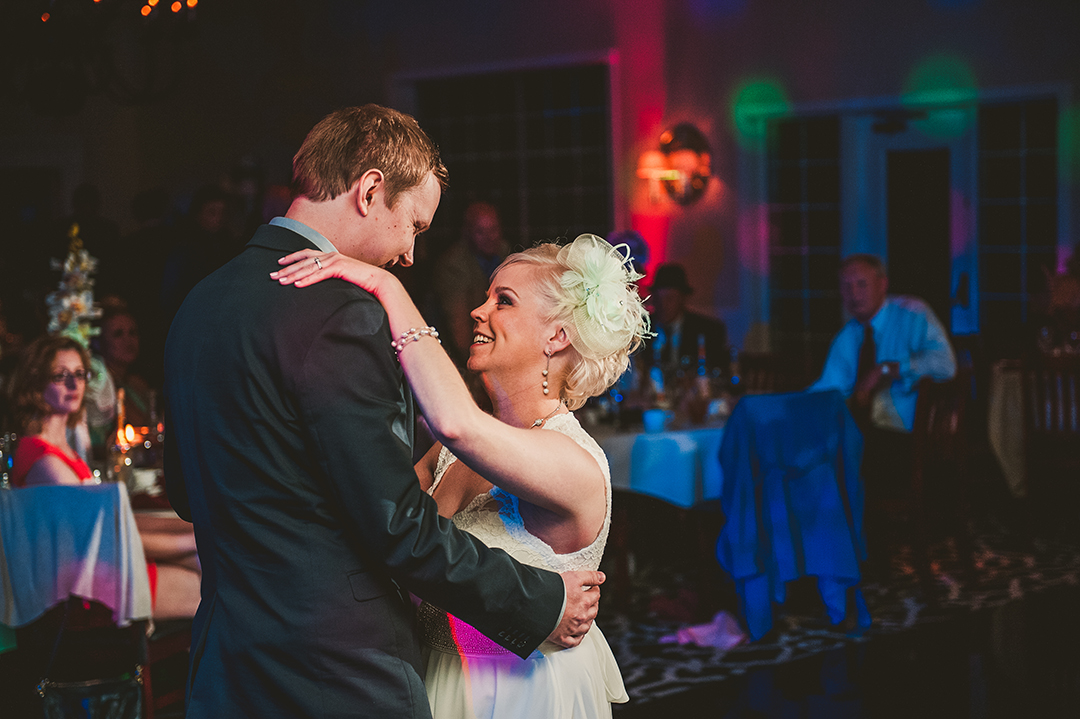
630, 212, 672, 279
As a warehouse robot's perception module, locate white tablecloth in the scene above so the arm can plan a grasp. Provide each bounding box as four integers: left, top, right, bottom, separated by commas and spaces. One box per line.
0, 483, 152, 629
597, 426, 725, 508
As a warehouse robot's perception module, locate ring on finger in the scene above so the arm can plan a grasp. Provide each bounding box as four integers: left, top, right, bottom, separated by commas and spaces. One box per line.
314, 257, 323, 270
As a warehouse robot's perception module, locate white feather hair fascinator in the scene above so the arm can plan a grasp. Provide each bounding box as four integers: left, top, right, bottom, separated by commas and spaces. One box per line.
556, 234, 652, 360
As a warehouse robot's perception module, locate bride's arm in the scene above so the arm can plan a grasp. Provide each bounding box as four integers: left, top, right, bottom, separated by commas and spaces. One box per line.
272, 250, 605, 521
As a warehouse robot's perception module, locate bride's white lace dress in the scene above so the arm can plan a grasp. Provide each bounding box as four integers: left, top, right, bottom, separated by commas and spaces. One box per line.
418, 412, 628, 719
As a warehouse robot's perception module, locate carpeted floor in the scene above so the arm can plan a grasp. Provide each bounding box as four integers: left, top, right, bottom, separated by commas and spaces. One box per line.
598, 523, 1080, 711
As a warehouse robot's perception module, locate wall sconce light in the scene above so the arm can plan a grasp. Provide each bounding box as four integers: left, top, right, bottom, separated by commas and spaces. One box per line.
636, 123, 712, 206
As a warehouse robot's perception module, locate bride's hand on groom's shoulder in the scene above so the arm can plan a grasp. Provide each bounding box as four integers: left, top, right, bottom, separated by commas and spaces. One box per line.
548, 570, 605, 649
271, 249, 391, 296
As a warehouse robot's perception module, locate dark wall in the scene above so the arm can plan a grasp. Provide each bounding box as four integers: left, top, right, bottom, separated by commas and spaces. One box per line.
1, 0, 1077, 340
661, 0, 1080, 337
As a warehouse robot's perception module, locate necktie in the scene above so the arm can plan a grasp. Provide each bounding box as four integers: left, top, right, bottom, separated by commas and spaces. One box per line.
856, 322, 876, 387
851, 322, 876, 427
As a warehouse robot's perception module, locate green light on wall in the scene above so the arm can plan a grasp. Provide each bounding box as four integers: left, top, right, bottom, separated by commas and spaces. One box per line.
730, 78, 790, 149
902, 54, 978, 139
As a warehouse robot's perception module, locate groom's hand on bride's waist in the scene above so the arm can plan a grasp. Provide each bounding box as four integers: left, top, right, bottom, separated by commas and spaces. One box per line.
547, 570, 605, 648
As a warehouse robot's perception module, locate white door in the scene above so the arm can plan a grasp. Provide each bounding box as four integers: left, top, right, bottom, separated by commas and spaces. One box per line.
842, 106, 979, 334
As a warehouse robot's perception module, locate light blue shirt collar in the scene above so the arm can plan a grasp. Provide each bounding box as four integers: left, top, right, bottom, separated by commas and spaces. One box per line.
269, 217, 339, 254
867, 298, 893, 334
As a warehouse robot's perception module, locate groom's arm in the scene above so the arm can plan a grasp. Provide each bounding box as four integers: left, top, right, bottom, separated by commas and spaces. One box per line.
297, 291, 566, 658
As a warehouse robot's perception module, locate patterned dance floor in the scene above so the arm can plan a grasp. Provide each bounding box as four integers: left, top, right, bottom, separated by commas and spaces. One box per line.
600, 528, 1080, 711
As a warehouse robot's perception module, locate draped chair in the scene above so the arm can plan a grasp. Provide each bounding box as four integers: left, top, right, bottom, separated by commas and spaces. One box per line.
716, 390, 870, 641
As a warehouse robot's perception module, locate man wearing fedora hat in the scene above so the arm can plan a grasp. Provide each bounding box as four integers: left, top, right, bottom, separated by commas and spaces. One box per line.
643, 263, 730, 376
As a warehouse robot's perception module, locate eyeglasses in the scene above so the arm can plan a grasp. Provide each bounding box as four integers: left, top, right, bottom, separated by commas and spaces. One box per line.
50, 370, 93, 384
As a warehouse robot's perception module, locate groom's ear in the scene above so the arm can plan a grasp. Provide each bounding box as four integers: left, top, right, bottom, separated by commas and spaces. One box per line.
355, 169, 385, 217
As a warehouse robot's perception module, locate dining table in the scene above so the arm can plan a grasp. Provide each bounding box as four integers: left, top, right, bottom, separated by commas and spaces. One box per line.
0, 482, 153, 654
590, 421, 725, 509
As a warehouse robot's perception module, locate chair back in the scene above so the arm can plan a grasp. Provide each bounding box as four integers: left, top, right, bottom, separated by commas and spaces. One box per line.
912, 374, 968, 483
1022, 355, 1080, 438
1020, 355, 1080, 493
15, 597, 146, 683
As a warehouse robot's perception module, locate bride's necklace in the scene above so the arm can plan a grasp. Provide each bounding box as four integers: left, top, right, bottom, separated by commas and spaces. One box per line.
531, 400, 566, 428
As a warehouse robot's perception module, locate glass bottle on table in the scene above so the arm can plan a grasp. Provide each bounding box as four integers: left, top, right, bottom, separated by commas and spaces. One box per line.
683, 332, 711, 425
649, 365, 669, 410
109, 388, 133, 485
0, 432, 15, 490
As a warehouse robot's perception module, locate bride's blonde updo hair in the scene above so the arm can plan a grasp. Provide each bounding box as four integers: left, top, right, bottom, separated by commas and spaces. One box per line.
493, 234, 651, 410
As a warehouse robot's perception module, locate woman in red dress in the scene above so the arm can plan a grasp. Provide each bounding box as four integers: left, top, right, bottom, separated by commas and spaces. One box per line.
7, 334, 200, 619
8, 335, 96, 487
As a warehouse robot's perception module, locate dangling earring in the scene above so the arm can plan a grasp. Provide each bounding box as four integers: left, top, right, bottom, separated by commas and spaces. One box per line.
542, 350, 551, 395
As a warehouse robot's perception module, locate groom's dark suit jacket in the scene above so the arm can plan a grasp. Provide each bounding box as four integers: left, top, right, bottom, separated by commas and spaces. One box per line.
165, 224, 564, 718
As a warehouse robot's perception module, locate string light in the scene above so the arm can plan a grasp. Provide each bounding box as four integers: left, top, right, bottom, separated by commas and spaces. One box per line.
41, 12, 50, 21
149, 0, 159, 5
187, 0, 198, 6
140, 5, 151, 16
171, 1, 181, 12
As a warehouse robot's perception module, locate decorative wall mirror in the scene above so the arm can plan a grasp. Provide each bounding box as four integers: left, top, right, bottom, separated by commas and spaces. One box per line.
659, 123, 712, 205
637, 122, 713, 206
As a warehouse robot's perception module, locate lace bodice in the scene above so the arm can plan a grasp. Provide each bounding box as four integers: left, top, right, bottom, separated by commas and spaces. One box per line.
428, 412, 612, 574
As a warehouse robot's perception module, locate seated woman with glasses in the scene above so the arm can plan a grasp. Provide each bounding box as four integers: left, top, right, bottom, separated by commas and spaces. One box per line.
7, 334, 201, 618
7, 335, 97, 487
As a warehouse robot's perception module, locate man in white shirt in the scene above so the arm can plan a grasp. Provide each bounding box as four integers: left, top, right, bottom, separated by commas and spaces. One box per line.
811, 254, 956, 433
810, 254, 956, 571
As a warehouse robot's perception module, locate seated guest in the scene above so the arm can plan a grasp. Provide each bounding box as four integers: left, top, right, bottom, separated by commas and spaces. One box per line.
7, 334, 200, 619
8, 336, 98, 488
811, 254, 956, 432
96, 304, 155, 428
1032, 269, 1080, 354
642, 263, 729, 375
809, 254, 956, 499
433, 201, 511, 363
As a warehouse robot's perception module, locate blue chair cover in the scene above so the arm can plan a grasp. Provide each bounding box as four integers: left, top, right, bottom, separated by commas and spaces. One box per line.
716, 390, 870, 639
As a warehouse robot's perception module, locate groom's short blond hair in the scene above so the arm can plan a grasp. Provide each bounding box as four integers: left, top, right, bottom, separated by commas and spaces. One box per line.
291, 104, 449, 209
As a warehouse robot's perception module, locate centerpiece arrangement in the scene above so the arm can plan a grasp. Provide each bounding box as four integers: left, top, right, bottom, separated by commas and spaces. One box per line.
46, 224, 163, 493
